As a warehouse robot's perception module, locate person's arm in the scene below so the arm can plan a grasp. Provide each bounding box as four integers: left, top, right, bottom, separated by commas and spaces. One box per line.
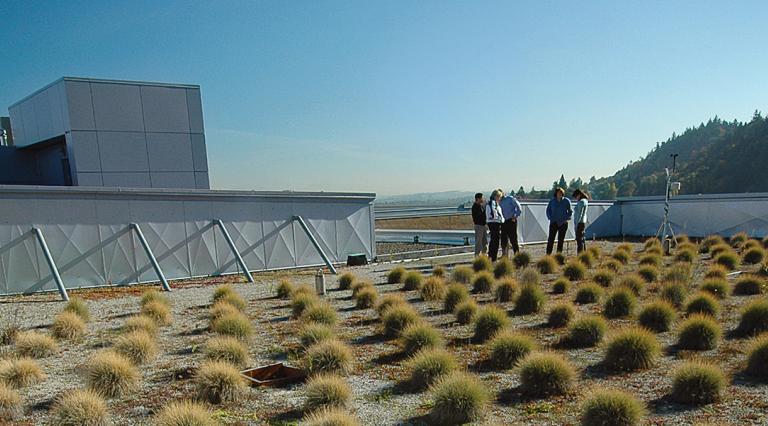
565, 198, 573, 221
546, 200, 553, 221
513, 198, 522, 220
485, 203, 493, 222
575, 200, 586, 224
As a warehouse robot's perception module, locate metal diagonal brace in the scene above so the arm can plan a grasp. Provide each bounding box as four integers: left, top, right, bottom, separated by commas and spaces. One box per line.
31, 227, 69, 301
292, 215, 338, 275
130, 223, 171, 292
213, 219, 254, 283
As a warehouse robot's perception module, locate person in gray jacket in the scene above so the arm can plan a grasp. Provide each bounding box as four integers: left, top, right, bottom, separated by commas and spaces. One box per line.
572, 189, 589, 253
485, 189, 504, 261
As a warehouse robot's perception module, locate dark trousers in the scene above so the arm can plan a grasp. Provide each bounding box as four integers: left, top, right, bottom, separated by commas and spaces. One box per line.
546, 221, 568, 254
488, 222, 501, 261
500, 220, 519, 256
575, 222, 586, 254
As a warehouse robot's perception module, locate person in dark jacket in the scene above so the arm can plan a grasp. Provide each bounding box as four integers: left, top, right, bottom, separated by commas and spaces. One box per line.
545, 187, 572, 254
471, 192, 487, 256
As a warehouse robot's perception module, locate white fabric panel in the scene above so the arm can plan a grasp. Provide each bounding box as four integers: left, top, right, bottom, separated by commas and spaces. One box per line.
129, 200, 190, 282
183, 201, 217, 278
262, 202, 297, 269
96, 200, 137, 285
293, 202, 338, 266
211, 201, 267, 275
336, 202, 374, 259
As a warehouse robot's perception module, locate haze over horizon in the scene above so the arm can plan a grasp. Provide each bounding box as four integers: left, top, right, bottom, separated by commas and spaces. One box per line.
2, 1, 767, 196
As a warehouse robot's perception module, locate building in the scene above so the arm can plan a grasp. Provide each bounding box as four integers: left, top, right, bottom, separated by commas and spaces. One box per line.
4, 77, 209, 189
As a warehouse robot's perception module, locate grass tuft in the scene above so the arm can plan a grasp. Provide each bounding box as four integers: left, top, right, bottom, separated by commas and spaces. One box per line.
639, 254, 662, 268
399, 323, 444, 355
737, 299, 768, 336
660, 282, 688, 308
603, 328, 660, 371
580, 388, 646, 426
291, 293, 319, 318
203, 336, 250, 368
563, 261, 588, 281
592, 269, 615, 287
536, 255, 558, 274
14, 331, 58, 359
473, 305, 511, 342
618, 274, 645, 296
472, 255, 493, 272
406, 348, 458, 390
375, 294, 407, 318
714, 251, 740, 271
471, 271, 495, 294
519, 268, 541, 287
0, 382, 21, 421
514, 283, 546, 314
51, 389, 109, 426
603, 288, 637, 319
574, 283, 603, 304
387, 267, 406, 284
743, 246, 767, 264
195, 360, 247, 404
548, 303, 575, 328
444, 283, 470, 312
154, 400, 215, 426
51, 311, 86, 341
86, 350, 139, 398
402, 271, 424, 291
637, 266, 659, 283
302, 302, 338, 327
513, 251, 532, 268
212, 284, 236, 303
577, 251, 595, 268
140, 301, 173, 326
211, 312, 254, 341
428, 371, 491, 425
671, 361, 725, 405
637, 300, 676, 332
700, 278, 729, 299
381, 305, 421, 338
276, 279, 293, 299
140, 289, 169, 308
733, 275, 765, 295
338, 273, 355, 290
0, 358, 46, 388
495, 277, 518, 302
519, 352, 575, 397
685, 293, 720, 317
304, 373, 352, 411
304, 339, 353, 376
745, 334, 768, 380
663, 263, 692, 284
566, 316, 607, 348
455, 300, 478, 325
112, 331, 158, 365
299, 323, 335, 349
612, 250, 631, 265
302, 407, 360, 426
451, 265, 474, 284
552, 277, 570, 294
122, 315, 158, 338
488, 330, 535, 369
419, 277, 446, 301
676, 314, 721, 351
493, 257, 514, 278
63, 298, 91, 322
355, 286, 379, 309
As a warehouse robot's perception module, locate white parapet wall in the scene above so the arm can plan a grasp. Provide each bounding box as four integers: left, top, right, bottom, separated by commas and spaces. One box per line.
0, 185, 374, 296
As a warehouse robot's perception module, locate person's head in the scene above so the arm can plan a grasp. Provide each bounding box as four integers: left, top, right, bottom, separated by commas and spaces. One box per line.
572, 189, 585, 200
490, 188, 503, 202
474, 192, 484, 204
554, 187, 564, 200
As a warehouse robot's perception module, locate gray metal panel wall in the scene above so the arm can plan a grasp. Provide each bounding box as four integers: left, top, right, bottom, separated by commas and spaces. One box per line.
0, 186, 374, 296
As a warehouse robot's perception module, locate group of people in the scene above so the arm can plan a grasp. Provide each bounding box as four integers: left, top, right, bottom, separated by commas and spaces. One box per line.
471, 187, 589, 261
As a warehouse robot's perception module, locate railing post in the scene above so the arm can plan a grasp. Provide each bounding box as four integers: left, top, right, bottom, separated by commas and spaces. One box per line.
31, 227, 69, 301
292, 215, 338, 275
214, 219, 254, 283
130, 223, 171, 292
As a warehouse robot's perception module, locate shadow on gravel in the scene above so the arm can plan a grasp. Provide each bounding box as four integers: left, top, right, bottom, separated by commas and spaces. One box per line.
731, 371, 768, 387
338, 305, 360, 313
469, 358, 496, 373
270, 303, 291, 310
170, 346, 197, 356
30, 397, 56, 411
268, 315, 291, 323
350, 332, 388, 345
581, 362, 629, 380
372, 350, 409, 365
449, 336, 474, 347
177, 326, 208, 337
403, 413, 431, 425
351, 317, 379, 327
268, 408, 304, 424
647, 395, 699, 415
108, 312, 135, 320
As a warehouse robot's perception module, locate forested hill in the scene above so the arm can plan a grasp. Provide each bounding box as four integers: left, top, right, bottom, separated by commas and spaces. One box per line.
516, 112, 768, 200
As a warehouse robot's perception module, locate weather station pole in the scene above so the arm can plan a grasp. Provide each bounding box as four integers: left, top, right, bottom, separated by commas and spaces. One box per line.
655, 153, 680, 254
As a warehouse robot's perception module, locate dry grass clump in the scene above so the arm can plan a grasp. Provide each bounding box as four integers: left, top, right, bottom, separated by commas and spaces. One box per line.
660, 282, 688, 308
737, 299, 768, 336
471, 271, 495, 294
304, 374, 352, 411
730, 231, 749, 247
299, 323, 335, 349
212, 284, 237, 303
451, 265, 474, 284
700, 235, 725, 253
122, 315, 159, 337
473, 305, 510, 342
519, 267, 541, 287
552, 277, 570, 294
592, 269, 615, 287
211, 312, 254, 341
291, 293, 319, 318
63, 298, 91, 322
704, 264, 728, 280
375, 294, 407, 318
420, 277, 446, 301
472, 255, 493, 272
112, 331, 157, 365
302, 302, 338, 327
338, 272, 355, 290
519, 352, 575, 397
709, 243, 732, 258
676, 314, 721, 351
636, 266, 659, 283
733, 275, 765, 295
674, 248, 697, 263
51, 388, 109, 426
400, 323, 444, 355
618, 274, 645, 296
402, 271, 424, 291
140, 289, 170, 308
714, 251, 740, 271
577, 251, 595, 268
685, 293, 720, 317
276, 279, 293, 299
548, 303, 575, 328
611, 250, 631, 265
553, 253, 566, 265
387, 266, 406, 284
302, 407, 360, 426
514, 283, 546, 314
444, 284, 469, 313
700, 278, 729, 299
639, 254, 662, 268
743, 246, 766, 264
513, 251, 532, 269
0, 382, 21, 421
432, 265, 446, 277
216, 292, 247, 312
354, 286, 378, 309
209, 300, 241, 322
603, 288, 637, 319
350, 281, 373, 299
382, 305, 421, 338
86, 350, 139, 398
575, 283, 603, 305
603, 258, 623, 273
15, 331, 58, 358
536, 255, 558, 274
745, 334, 768, 380
51, 311, 86, 341
195, 360, 247, 404
616, 243, 633, 254
564, 260, 588, 281
153, 400, 215, 426
428, 371, 491, 425
566, 316, 607, 348
580, 388, 646, 426
406, 348, 458, 390
663, 263, 692, 284
603, 328, 660, 371
670, 361, 725, 405
455, 300, 478, 325
304, 339, 353, 375
203, 336, 250, 368
638, 300, 676, 332
493, 257, 514, 278
495, 277, 518, 302
488, 330, 535, 369
140, 301, 173, 326
0, 358, 45, 388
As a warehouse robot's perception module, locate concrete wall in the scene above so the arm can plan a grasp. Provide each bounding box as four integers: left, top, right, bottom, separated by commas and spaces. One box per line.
0, 186, 375, 296
8, 77, 209, 189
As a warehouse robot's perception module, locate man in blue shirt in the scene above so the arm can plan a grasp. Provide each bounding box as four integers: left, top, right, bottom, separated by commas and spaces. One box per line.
499, 192, 522, 257
545, 187, 572, 255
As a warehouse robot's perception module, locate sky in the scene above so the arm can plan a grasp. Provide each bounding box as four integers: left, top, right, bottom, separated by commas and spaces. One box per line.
2, 1, 767, 196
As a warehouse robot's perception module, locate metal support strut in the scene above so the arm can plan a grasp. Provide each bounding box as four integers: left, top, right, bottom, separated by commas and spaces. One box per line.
130, 223, 171, 292
32, 227, 69, 301
292, 215, 338, 275
214, 219, 254, 283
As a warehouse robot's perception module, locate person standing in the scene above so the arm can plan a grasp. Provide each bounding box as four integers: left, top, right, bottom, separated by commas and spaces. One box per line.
499, 192, 522, 257
572, 189, 589, 253
486, 189, 505, 261
471, 193, 488, 256
545, 187, 572, 255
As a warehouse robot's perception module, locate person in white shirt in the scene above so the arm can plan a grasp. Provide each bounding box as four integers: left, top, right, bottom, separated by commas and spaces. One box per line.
485, 188, 504, 261
572, 189, 589, 253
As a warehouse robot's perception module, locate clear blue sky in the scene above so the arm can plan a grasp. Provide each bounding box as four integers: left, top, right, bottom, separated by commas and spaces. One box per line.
2, 1, 767, 196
